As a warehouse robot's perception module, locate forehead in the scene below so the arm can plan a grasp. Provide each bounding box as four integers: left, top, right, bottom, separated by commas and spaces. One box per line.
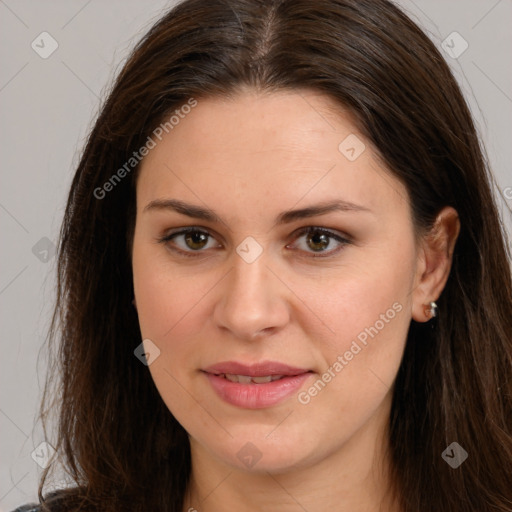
136, 90, 409, 221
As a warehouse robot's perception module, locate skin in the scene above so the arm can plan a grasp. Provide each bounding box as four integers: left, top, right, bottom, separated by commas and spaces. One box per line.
131, 88, 460, 512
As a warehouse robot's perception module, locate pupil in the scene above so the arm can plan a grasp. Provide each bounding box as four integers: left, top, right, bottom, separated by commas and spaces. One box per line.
309, 232, 328, 251
186, 232, 207, 250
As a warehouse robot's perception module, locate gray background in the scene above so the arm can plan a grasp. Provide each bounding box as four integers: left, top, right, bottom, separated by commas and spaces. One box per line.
1, 0, 511, 509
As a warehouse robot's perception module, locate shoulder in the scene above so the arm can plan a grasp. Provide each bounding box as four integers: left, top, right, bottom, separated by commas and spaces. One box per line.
10, 489, 77, 512
10, 505, 40, 512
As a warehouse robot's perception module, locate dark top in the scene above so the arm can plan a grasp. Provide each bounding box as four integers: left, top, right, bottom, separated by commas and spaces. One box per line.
10, 490, 67, 512
11, 505, 40, 512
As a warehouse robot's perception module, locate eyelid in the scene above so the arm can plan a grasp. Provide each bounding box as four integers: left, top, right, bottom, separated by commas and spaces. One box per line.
286, 226, 351, 258
157, 226, 222, 258
157, 225, 351, 258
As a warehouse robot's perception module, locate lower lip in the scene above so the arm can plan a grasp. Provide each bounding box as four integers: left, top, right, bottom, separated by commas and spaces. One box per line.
204, 372, 312, 409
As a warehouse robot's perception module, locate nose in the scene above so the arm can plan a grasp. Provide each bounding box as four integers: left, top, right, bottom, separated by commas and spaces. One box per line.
212, 249, 290, 341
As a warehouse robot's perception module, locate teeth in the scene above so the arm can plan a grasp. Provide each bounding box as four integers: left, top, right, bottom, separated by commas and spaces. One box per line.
224, 373, 246, 383
252, 375, 273, 384
223, 374, 285, 384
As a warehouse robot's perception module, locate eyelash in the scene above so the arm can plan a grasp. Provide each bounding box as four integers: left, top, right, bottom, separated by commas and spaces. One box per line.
156, 226, 352, 259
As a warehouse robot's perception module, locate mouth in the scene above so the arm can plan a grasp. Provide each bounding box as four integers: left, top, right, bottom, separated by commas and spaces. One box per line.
203, 360, 311, 377
202, 361, 313, 409
210, 373, 288, 384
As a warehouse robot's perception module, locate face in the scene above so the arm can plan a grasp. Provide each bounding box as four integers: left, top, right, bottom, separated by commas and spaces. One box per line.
131, 89, 419, 474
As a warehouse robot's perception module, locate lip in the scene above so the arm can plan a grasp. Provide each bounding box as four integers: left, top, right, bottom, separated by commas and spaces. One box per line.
204, 361, 310, 377
202, 360, 313, 409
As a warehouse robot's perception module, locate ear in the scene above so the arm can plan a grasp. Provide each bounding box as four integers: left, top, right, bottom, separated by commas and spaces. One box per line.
411, 206, 460, 322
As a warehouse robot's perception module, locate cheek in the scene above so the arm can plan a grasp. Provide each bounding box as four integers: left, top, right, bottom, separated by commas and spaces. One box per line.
303, 245, 413, 344
132, 247, 211, 425
132, 237, 210, 340
132, 237, 225, 380
299, 244, 414, 415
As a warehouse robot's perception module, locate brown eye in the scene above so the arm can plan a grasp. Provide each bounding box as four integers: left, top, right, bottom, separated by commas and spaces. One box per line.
159, 228, 221, 256
288, 227, 351, 257
306, 231, 331, 252
182, 231, 209, 250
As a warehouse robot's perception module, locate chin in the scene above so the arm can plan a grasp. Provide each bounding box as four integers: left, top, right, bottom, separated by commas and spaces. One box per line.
194, 427, 324, 474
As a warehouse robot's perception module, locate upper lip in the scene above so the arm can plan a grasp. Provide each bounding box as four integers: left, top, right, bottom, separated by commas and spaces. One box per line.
203, 361, 311, 377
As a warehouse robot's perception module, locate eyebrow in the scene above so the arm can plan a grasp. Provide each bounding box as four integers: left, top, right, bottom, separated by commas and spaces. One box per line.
143, 198, 373, 225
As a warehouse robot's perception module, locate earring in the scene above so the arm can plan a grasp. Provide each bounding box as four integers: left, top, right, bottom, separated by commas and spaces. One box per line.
425, 301, 437, 319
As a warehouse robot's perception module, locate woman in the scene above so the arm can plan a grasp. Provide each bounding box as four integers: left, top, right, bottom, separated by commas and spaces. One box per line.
13, 0, 512, 510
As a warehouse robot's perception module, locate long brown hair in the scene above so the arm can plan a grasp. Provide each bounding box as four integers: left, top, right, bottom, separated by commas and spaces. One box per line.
37, 0, 512, 510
